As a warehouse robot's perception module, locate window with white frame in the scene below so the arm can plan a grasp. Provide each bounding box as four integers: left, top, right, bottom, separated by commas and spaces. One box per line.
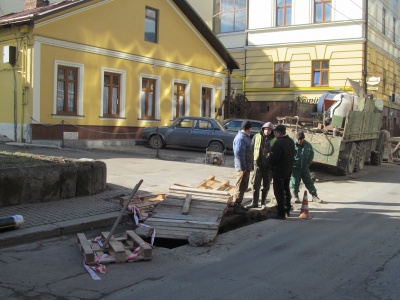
172, 80, 189, 120
140, 75, 160, 120
54, 61, 83, 116
315, 0, 331, 23
101, 68, 126, 118
276, 0, 292, 27
201, 87, 213, 117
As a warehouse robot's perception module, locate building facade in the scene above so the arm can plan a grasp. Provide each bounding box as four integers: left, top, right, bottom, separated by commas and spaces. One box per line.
0, 0, 238, 142
188, 0, 400, 137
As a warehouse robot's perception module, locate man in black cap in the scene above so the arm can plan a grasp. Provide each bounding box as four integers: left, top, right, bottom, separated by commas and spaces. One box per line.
232, 120, 253, 214
267, 124, 295, 219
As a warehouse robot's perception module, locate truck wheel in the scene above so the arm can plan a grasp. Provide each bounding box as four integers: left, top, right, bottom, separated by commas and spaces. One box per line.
371, 152, 382, 165
347, 142, 357, 174
209, 141, 224, 152
354, 142, 366, 172
149, 135, 164, 149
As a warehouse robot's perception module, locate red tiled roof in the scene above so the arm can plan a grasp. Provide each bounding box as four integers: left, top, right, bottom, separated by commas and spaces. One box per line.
0, 1, 86, 26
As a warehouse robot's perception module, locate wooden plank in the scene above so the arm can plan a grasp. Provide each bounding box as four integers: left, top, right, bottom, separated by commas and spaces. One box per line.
126, 230, 152, 260
182, 194, 192, 215
149, 212, 219, 223
169, 185, 230, 197
101, 232, 126, 263
144, 218, 219, 229
77, 233, 95, 264
167, 192, 230, 203
150, 226, 218, 240
196, 175, 215, 188
159, 197, 227, 210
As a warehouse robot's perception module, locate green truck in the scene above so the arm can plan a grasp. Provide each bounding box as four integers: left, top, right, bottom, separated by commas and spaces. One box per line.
281, 91, 386, 175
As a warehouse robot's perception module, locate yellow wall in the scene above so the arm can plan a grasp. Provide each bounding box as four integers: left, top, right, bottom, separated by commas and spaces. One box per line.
227, 42, 365, 102
18, 0, 225, 127
34, 0, 225, 73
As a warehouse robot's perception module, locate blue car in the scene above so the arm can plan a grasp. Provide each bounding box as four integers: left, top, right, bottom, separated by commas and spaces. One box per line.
142, 116, 236, 152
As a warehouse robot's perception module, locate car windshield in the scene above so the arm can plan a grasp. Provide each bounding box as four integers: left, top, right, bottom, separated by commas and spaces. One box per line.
214, 119, 227, 131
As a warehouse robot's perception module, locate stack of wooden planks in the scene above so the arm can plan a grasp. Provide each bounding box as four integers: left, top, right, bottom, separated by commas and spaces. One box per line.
139, 176, 234, 242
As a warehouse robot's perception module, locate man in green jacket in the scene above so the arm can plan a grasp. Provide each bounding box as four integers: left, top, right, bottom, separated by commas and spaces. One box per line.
291, 131, 323, 203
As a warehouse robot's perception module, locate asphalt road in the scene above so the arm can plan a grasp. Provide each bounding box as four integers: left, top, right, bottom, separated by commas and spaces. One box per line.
1, 143, 399, 299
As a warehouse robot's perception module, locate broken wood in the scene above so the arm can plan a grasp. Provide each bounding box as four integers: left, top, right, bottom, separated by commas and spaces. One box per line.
181, 194, 192, 215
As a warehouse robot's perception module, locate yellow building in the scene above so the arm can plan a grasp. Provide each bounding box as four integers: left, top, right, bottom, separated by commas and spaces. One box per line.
0, 0, 239, 142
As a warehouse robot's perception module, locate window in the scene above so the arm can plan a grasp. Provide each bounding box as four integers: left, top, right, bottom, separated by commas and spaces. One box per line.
393, 17, 396, 42
103, 72, 120, 117
57, 65, 78, 115
312, 60, 329, 86
202, 87, 212, 117
173, 83, 187, 120
277, 0, 292, 27
141, 78, 156, 119
213, 0, 247, 34
382, 8, 386, 35
145, 7, 158, 43
315, 0, 331, 23
274, 62, 290, 87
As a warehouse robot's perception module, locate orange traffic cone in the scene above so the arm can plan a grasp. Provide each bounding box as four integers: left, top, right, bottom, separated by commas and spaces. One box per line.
298, 191, 312, 220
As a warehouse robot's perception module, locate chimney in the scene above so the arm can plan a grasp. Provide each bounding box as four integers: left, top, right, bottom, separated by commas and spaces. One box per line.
24, 0, 50, 10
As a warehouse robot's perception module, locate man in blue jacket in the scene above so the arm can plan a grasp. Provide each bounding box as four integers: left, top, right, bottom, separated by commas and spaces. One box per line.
232, 120, 254, 214
291, 131, 322, 203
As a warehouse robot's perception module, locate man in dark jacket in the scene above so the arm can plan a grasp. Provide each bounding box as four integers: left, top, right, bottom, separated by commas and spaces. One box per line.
246, 122, 276, 209
267, 124, 295, 219
291, 131, 322, 203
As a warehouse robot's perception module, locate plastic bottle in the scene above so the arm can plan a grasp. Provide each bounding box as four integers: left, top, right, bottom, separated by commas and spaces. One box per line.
333, 127, 337, 136
0, 215, 24, 230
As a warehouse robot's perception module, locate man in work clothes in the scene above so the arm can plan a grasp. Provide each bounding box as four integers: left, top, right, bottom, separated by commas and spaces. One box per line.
232, 120, 254, 214
246, 122, 276, 209
291, 131, 322, 203
267, 124, 295, 219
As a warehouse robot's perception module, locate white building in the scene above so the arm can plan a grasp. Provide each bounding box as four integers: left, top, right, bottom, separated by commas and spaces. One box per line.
189, 0, 400, 136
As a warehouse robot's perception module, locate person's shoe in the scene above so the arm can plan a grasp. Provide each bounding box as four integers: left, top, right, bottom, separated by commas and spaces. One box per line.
269, 214, 286, 220
312, 194, 323, 203
233, 203, 246, 214
261, 204, 266, 209
245, 203, 259, 209
294, 194, 301, 203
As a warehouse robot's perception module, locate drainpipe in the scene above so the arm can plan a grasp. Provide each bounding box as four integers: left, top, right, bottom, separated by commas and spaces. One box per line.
20, 37, 28, 142
363, 0, 368, 97
227, 69, 232, 117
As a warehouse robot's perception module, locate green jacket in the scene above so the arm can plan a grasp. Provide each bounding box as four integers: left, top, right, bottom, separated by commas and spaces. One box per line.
293, 139, 314, 169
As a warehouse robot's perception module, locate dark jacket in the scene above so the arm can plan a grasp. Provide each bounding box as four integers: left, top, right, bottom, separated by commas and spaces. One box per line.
268, 135, 295, 179
252, 130, 276, 168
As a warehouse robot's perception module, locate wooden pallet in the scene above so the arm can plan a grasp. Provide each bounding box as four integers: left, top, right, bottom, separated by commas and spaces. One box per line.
77, 230, 152, 265
140, 185, 231, 242
196, 175, 234, 203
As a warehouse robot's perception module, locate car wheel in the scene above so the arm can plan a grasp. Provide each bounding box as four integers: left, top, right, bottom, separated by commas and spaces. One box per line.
209, 141, 224, 152
149, 135, 164, 149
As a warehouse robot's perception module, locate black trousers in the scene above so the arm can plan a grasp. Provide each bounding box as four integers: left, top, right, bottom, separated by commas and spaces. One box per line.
273, 178, 292, 217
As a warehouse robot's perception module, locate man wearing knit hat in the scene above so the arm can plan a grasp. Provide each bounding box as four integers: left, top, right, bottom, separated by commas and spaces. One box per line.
232, 120, 254, 214
246, 122, 276, 209
291, 130, 322, 203
267, 124, 295, 219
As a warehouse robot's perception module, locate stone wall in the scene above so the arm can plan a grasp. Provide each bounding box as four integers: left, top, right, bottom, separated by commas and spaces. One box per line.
0, 161, 107, 207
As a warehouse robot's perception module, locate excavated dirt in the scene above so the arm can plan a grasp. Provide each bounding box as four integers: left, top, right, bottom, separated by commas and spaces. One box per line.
0, 151, 75, 168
